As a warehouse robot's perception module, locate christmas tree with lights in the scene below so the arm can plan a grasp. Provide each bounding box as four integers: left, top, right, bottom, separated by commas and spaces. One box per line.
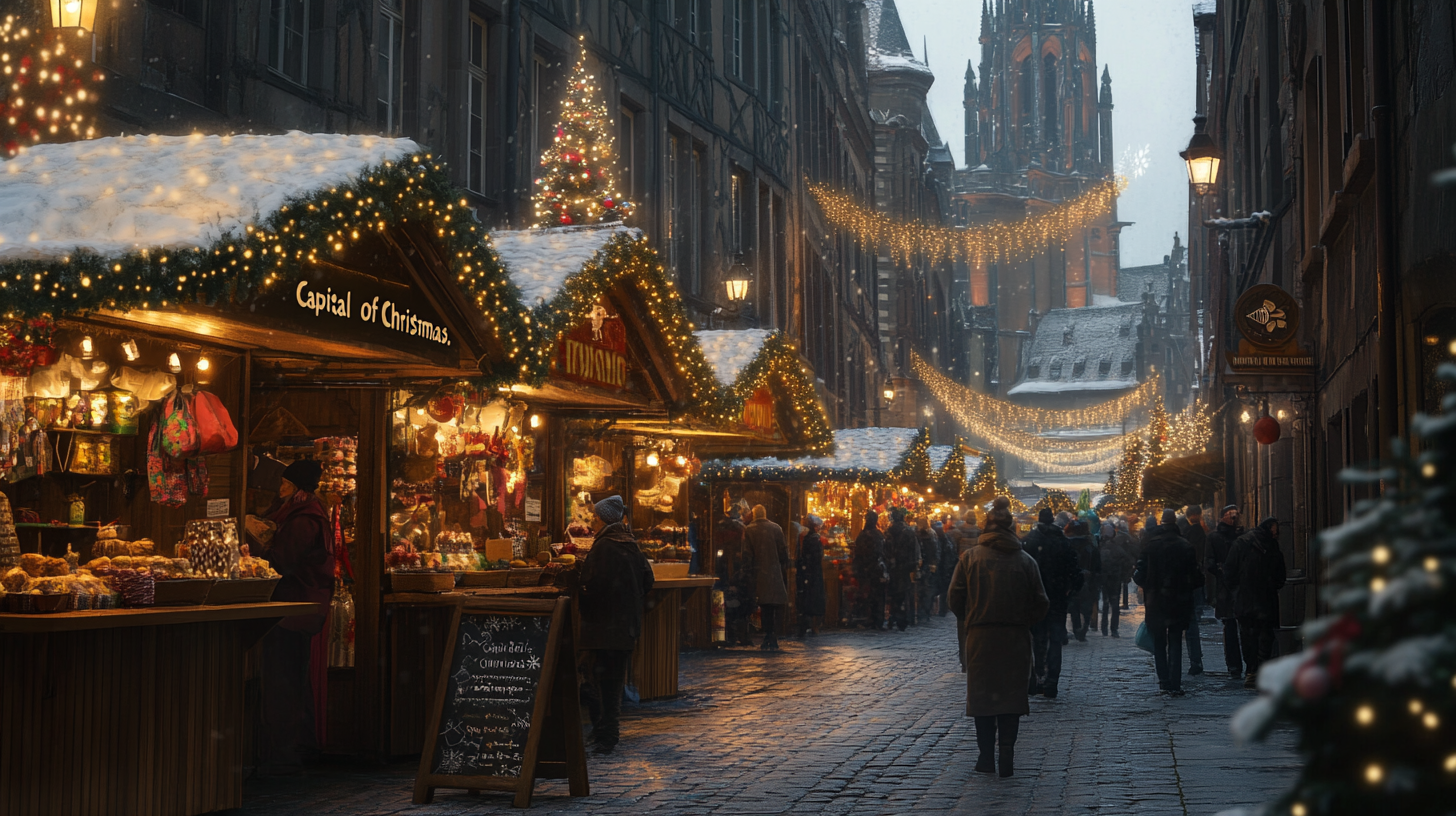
1146, 396, 1171, 469
1113, 436, 1144, 510
0, 16, 102, 157
532, 39, 630, 227
966, 454, 1006, 506
1232, 364, 1456, 815
1032, 488, 1076, 516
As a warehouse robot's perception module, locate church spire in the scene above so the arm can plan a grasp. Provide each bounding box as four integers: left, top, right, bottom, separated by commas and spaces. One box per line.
1086, 0, 1098, 47
981, 0, 991, 38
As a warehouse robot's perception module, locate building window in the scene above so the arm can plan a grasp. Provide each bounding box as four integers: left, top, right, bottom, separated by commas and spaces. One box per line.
1049, 360, 1063, 380
533, 54, 551, 171
1026, 364, 1040, 379
619, 105, 638, 202
731, 0, 744, 78
730, 171, 747, 253
1098, 358, 1112, 376
466, 16, 488, 193
1121, 358, 1134, 376
377, 0, 405, 134
1072, 359, 1086, 378
269, 0, 309, 85
666, 133, 679, 272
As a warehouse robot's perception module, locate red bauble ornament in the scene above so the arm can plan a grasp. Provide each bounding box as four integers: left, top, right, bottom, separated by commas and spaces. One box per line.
1294, 663, 1331, 700
560, 215, 573, 225
1253, 415, 1281, 445
603, 198, 614, 208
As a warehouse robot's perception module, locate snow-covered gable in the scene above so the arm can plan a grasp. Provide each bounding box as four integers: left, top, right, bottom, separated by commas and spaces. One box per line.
928, 444, 953, 473
864, 0, 933, 77
0, 132, 417, 261
705, 427, 923, 481
1008, 302, 1144, 396
965, 454, 983, 475
490, 223, 640, 306
694, 329, 773, 386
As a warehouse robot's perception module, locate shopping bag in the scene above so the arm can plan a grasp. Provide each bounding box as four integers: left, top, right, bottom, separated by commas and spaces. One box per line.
1134, 620, 1155, 653
192, 390, 238, 454
159, 393, 200, 459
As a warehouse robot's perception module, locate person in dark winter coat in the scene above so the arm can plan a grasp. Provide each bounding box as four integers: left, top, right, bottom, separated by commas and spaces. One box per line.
716, 506, 753, 646
935, 521, 958, 617
1223, 516, 1287, 687
1180, 506, 1209, 675
1064, 519, 1101, 641
1133, 510, 1204, 695
948, 496, 1049, 778
578, 495, 655, 753
916, 516, 940, 623
956, 518, 982, 556
851, 510, 888, 629
1021, 507, 1082, 697
796, 515, 827, 636
1204, 505, 1245, 677
1098, 518, 1136, 636
885, 508, 920, 631
257, 459, 335, 771
743, 505, 790, 650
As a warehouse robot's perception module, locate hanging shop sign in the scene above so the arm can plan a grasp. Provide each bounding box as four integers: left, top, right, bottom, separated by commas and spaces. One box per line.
1226, 284, 1314, 372
741, 387, 778, 438
243, 265, 458, 366
554, 303, 628, 391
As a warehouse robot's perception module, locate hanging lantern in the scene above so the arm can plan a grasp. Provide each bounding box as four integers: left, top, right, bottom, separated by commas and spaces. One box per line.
1253, 414, 1281, 445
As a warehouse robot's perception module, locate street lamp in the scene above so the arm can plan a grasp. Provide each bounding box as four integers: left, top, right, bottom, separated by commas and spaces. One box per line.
883, 387, 896, 403
1179, 115, 1222, 197
724, 257, 751, 304
49, 0, 98, 32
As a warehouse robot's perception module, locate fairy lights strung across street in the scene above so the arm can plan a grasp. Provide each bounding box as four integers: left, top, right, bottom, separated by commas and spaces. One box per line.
912, 352, 1159, 432
811, 178, 1125, 266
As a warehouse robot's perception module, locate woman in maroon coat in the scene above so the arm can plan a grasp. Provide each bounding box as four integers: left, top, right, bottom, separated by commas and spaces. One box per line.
257, 459, 335, 772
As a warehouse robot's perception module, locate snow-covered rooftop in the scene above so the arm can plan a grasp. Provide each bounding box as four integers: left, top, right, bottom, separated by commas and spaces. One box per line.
1007, 302, 1144, 397
864, 0, 934, 77
965, 454, 984, 475
928, 444, 953, 473
706, 427, 922, 480
490, 223, 640, 307
694, 329, 773, 386
0, 132, 417, 261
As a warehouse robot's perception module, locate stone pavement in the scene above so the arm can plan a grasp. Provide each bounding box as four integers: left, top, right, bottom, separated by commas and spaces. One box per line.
237, 604, 1299, 816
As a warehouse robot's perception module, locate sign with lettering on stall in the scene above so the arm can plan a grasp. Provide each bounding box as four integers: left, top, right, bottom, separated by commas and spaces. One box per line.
554, 302, 628, 390
413, 597, 587, 808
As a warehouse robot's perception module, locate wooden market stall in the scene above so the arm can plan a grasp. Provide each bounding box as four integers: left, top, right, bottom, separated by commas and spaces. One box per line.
0, 133, 518, 796
701, 426, 933, 632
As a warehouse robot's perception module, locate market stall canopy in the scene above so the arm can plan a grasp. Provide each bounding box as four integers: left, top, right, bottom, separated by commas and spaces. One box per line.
1141, 451, 1225, 506
0, 133, 514, 379
702, 427, 930, 482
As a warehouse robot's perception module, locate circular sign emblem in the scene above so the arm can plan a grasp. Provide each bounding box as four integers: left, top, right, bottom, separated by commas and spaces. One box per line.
1235, 284, 1300, 350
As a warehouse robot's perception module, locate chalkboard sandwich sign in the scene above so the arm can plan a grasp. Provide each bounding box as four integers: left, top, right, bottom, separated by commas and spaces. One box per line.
413, 596, 588, 808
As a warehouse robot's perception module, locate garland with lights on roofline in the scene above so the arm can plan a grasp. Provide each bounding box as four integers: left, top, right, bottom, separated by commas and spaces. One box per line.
0, 15, 103, 157
724, 330, 834, 452
0, 149, 535, 388
912, 351, 1159, 432
811, 177, 1125, 266
933, 439, 970, 499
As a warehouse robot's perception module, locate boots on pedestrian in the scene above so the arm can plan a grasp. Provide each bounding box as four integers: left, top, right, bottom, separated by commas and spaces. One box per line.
973, 716, 997, 774
1244, 671, 1258, 689
998, 748, 1014, 777
997, 714, 1020, 778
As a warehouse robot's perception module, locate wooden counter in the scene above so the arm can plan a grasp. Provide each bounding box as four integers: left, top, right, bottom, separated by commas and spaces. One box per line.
0, 602, 316, 816
633, 577, 715, 700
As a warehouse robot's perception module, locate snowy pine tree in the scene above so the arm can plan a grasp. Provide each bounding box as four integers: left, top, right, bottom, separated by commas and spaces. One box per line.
531, 40, 630, 227
1230, 364, 1456, 816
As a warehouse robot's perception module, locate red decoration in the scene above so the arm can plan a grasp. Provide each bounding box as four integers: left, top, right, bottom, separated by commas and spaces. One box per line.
603, 198, 614, 208
560, 215, 573, 225
1253, 415, 1281, 445
1294, 663, 1331, 700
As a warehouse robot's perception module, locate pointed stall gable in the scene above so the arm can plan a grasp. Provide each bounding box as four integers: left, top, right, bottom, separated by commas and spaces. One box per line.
695, 329, 834, 453
0, 133, 523, 378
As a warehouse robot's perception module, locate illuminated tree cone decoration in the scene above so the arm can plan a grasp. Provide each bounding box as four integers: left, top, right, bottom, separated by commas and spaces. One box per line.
1146, 396, 1170, 469
1232, 364, 1456, 816
811, 177, 1125, 266
532, 39, 631, 227
1032, 488, 1076, 516
1112, 435, 1144, 510
0, 17, 102, 158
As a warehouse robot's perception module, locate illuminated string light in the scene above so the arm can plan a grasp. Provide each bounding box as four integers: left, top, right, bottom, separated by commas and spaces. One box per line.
912, 351, 1159, 432
812, 178, 1126, 266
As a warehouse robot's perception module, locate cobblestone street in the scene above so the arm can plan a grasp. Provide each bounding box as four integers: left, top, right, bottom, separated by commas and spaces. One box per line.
238, 605, 1299, 816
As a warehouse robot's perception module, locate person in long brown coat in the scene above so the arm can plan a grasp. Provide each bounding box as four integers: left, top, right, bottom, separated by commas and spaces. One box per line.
743, 505, 789, 651
947, 496, 1050, 778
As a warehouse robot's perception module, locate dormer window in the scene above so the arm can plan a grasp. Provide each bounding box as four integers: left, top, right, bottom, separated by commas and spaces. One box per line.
1118, 322, 1131, 338
1063, 326, 1074, 346
1049, 360, 1063, 380
1099, 358, 1112, 376
1027, 364, 1040, 379
1072, 358, 1086, 377
1121, 358, 1135, 376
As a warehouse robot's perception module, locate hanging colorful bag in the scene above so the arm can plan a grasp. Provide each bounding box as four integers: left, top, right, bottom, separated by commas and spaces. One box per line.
147, 419, 188, 507
186, 457, 209, 498
159, 393, 200, 459
192, 390, 239, 455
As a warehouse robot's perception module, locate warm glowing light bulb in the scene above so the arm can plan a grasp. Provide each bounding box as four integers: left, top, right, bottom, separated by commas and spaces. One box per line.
1446, 754, 1456, 772
1371, 577, 1387, 592
1365, 763, 1383, 784
196, 356, 210, 372
675, 455, 687, 467
167, 352, 182, 372
1423, 462, 1437, 478
529, 414, 541, 429
645, 451, 659, 467
122, 339, 140, 361
1425, 712, 1440, 729
1427, 557, 1440, 572
1410, 699, 1424, 714
1356, 705, 1375, 725
1373, 545, 1391, 564
1291, 805, 1307, 816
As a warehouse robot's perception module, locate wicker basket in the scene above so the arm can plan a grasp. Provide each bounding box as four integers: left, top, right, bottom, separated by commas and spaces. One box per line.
458, 570, 510, 588
389, 571, 456, 593
205, 577, 279, 605
153, 578, 216, 606
506, 568, 544, 587
5, 592, 73, 614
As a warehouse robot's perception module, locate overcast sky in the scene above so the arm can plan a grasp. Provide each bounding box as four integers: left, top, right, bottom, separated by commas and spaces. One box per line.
895, 0, 1196, 268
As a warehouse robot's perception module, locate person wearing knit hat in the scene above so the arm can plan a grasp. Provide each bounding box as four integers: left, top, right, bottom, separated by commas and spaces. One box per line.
579, 495, 654, 753
256, 459, 335, 773
948, 493, 1049, 777
795, 514, 827, 637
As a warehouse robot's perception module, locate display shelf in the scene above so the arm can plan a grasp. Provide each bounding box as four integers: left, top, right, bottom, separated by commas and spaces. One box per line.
45, 427, 137, 436
0, 601, 317, 633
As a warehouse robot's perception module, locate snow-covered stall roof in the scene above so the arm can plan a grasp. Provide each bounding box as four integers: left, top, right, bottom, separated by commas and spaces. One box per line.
928, 445, 953, 473
0, 132, 417, 261
1008, 302, 1145, 396
965, 454, 984, 475
490, 224, 640, 307
694, 329, 774, 386
704, 427, 924, 481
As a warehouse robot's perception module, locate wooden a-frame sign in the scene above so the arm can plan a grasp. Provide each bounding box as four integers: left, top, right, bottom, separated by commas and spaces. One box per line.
413, 596, 588, 808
